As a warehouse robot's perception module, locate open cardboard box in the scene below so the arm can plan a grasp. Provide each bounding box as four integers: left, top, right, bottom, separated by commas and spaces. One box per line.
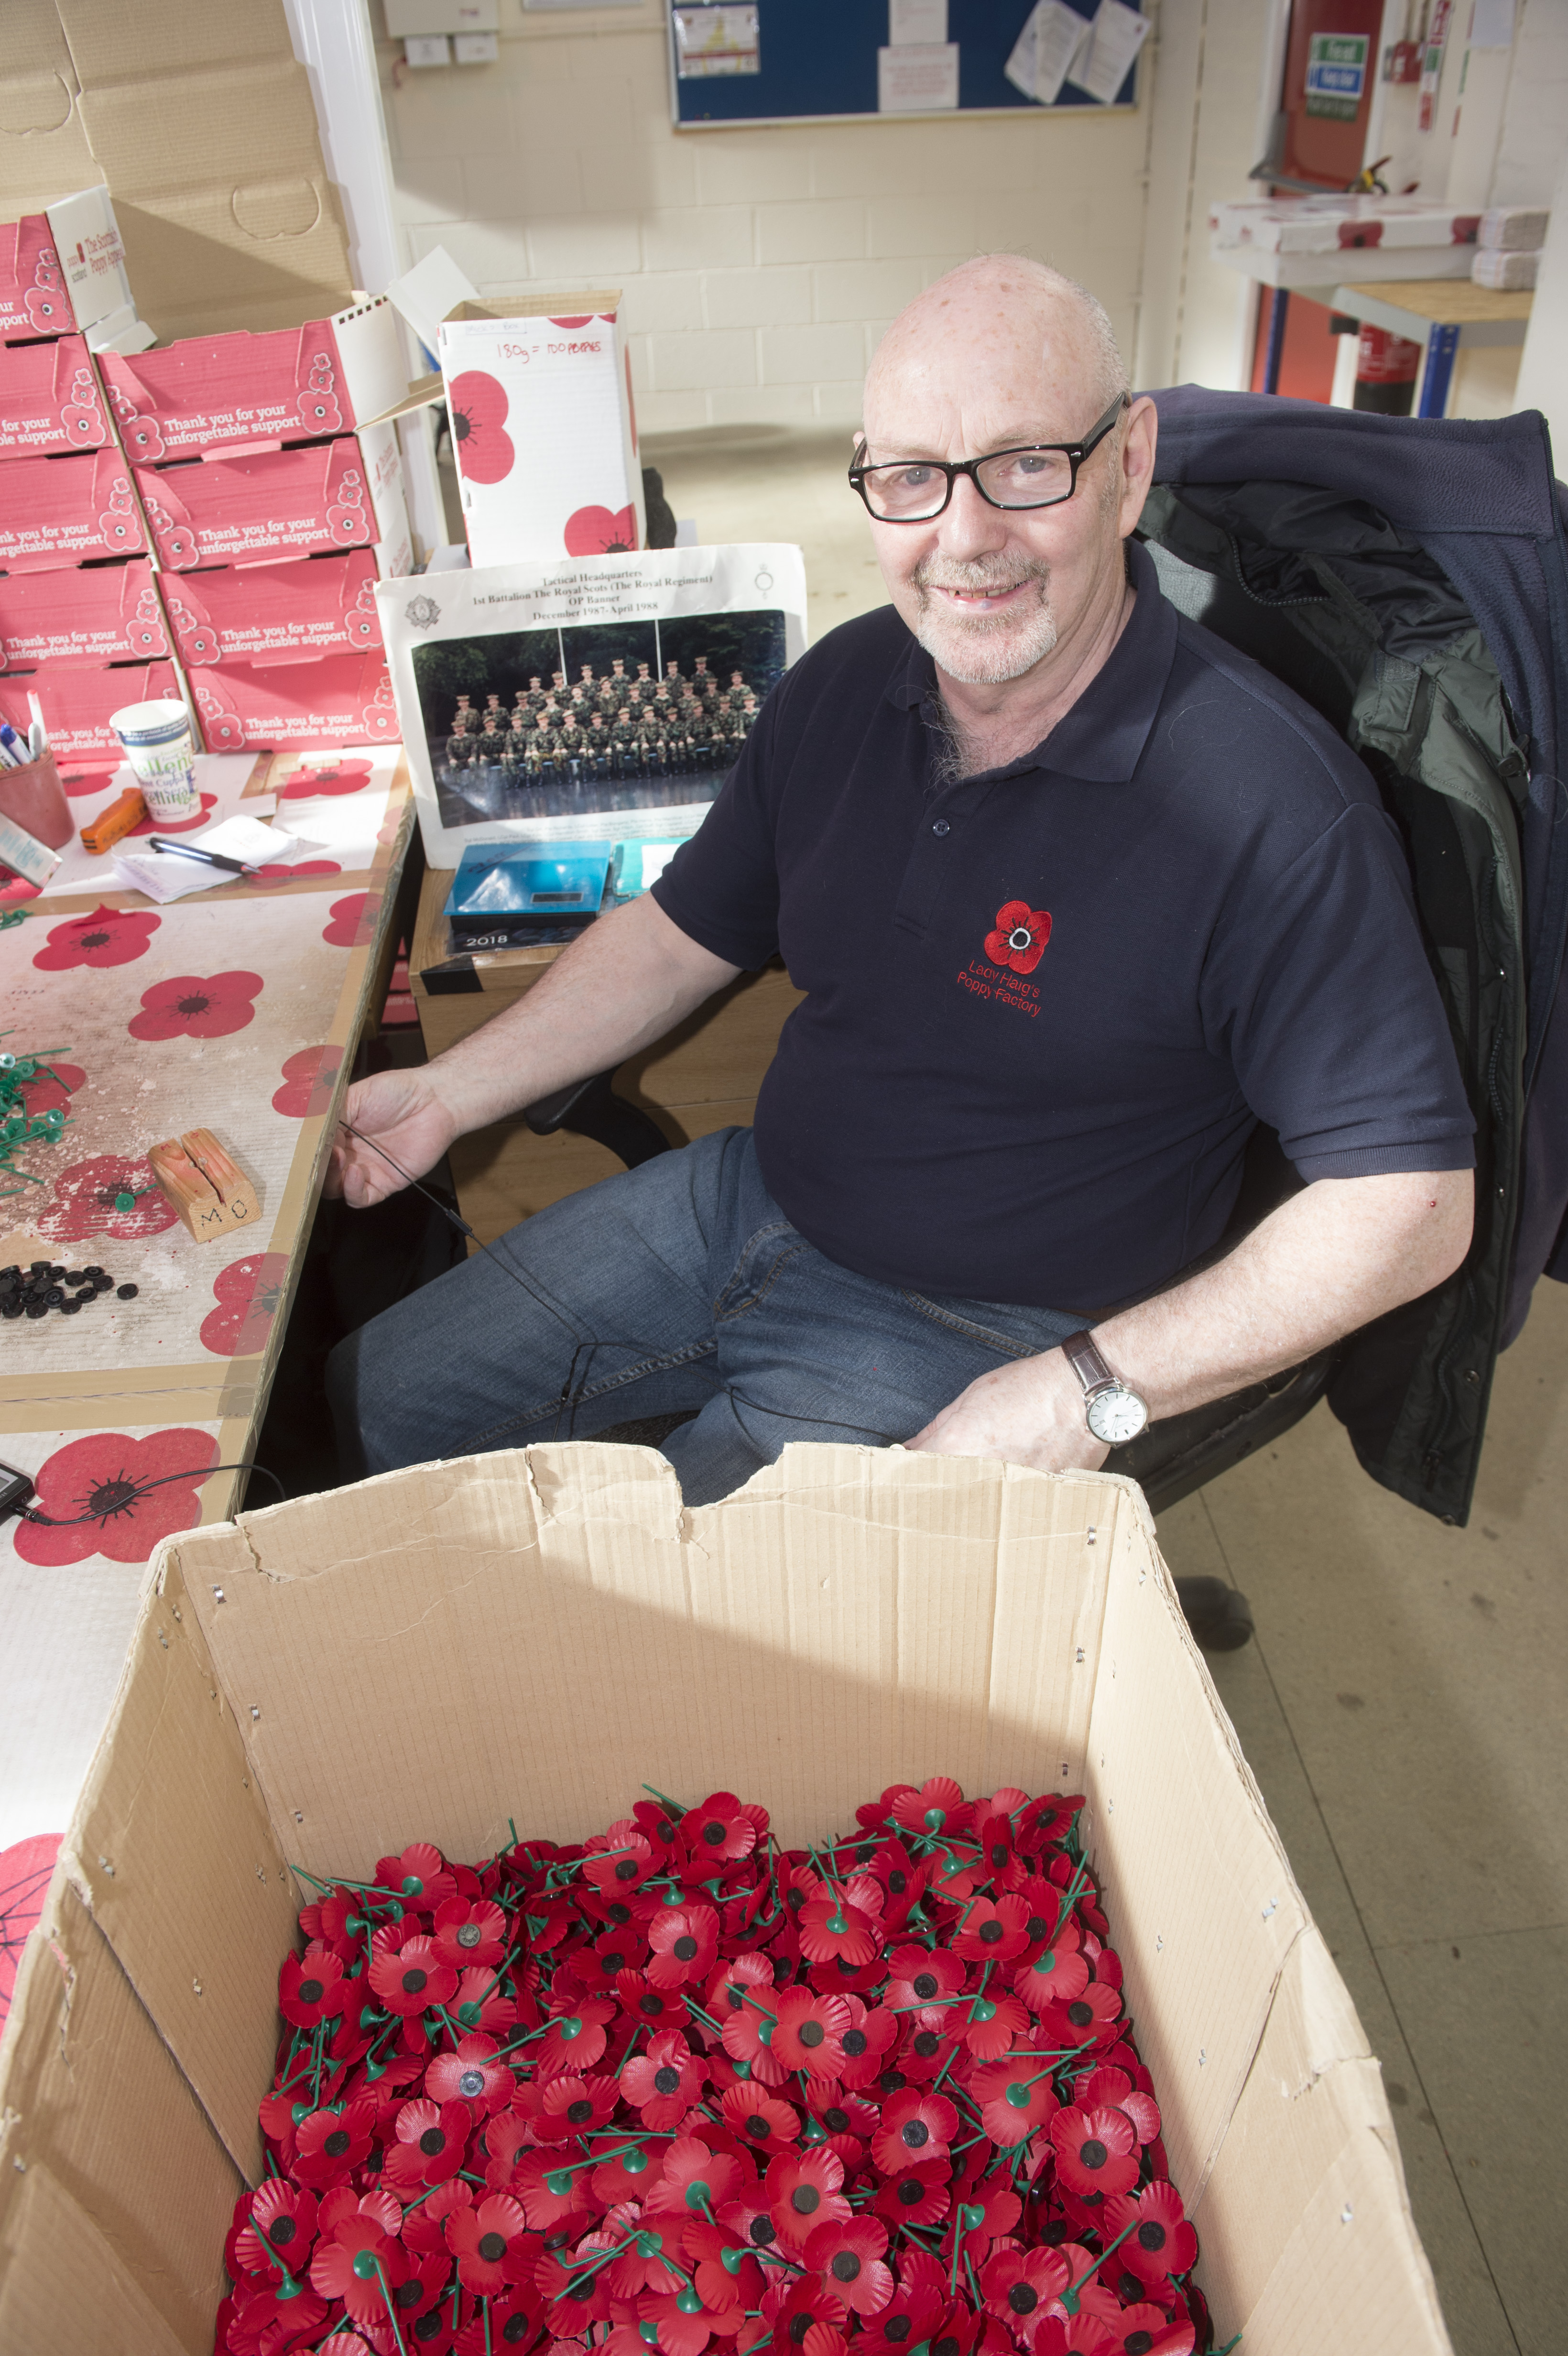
0, 1445, 1452, 2354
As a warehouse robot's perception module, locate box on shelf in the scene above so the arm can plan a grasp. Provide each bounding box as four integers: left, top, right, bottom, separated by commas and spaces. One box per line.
0, 660, 182, 774
0, 448, 146, 571
160, 548, 381, 669
1477, 206, 1548, 251
0, 186, 137, 344
434, 290, 645, 568
0, 332, 109, 458
0, 1448, 1452, 2355
1208, 195, 1482, 286
0, 557, 167, 670
134, 428, 406, 573
98, 297, 411, 460
189, 648, 398, 753
1471, 246, 1539, 290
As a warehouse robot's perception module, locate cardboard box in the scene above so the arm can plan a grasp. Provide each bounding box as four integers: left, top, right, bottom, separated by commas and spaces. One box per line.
189, 648, 399, 752
1471, 246, 1539, 290
0, 184, 136, 342
0, 1448, 1452, 2354
0, 555, 166, 669
0, 330, 108, 458
0, 657, 182, 771
1, 0, 356, 345
135, 436, 385, 571
436, 291, 645, 568
0, 447, 146, 570
1209, 195, 1481, 254
98, 298, 410, 459
161, 548, 381, 668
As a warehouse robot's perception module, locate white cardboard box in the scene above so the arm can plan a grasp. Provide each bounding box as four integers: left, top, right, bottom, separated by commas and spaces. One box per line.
0, 1447, 1453, 2354
436, 291, 645, 568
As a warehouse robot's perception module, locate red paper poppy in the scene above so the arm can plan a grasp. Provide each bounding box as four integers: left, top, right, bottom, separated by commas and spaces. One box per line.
1014, 1923, 1088, 2015
433, 1895, 508, 1971
1048, 2105, 1138, 2201
322, 891, 372, 948
640, 2284, 734, 2356
951, 1895, 1031, 1965
719, 2083, 799, 2155
1101, 2184, 1196, 2290
450, 1965, 518, 2037
1099, 2312, 1192, 2356
583, 1820, 657, 1894
1045, 1981, 1123, 2050
680, 1793, 758, 1865
32, 903, 160, 970
386, 2097, 474, 2190
623, 2028, 708, 2127
468, 2281, 547, 2350
770, 1987, 849, 2075
10, 1059, 83, 1121
378, 1841, 456, 1907
199, 1252, 290, 1359
447, 2190, 532, 2294
647, 2135, 743, 2222
36, 1153, 180, 1245
764, 2146, 850, 2252
832, 1997, 899, 2090
798, 1884, 883, 1970
535, 2071, 619, 2143
370, 1932, 457, 2018
720, 1984, 784, 2084
279, 1945, 347, 2030
229, 2275, 329, 2348
449, 371, 515, 485
126, 791, 218, 838
535, 2238, 618, 2331
277, 757, 376, 800
871, 2158, 950, 2231
427, 2032, 517, 2113
293, 2100, 375, 2187
983, 902, 1051, 978
534, 1996, 616, 2079
884, 1942, 964, 2015
233, 2181, 319, 2277
12, 1427, 220, 1569
310, 2192, 410, 2323
980, 2247, 1071, 2343
802, 2215, 893, 2317
564, 503, 637, 556
648, 1902, 720, 1989
579, 1925, 652, 1993
888, 1779, 970, 1841
127, 969, 263, 1041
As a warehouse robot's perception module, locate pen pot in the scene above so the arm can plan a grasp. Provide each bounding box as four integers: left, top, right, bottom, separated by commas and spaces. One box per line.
0, 749, 73, 851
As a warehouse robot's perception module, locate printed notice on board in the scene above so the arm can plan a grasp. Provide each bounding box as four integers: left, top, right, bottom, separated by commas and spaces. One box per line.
673, 4, 760, 77
888, 0, 947, 41
878, 41, 959, 110
1065, 0, 1148, 103
1005, 0, 1091, 105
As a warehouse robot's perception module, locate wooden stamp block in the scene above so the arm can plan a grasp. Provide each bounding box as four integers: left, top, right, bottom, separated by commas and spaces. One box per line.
149, 1126, 261, 1242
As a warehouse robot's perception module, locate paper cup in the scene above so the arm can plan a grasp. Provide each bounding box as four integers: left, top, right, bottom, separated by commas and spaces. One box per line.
109, 696, 200, 821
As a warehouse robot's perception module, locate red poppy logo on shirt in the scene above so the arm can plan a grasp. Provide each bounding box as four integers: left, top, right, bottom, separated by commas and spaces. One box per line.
984, 899, 1051, 975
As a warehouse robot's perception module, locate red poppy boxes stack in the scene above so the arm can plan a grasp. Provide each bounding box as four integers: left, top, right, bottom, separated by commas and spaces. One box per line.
0, 191, 177, 771
98, 299, 418, 754
0, 1447, 1452, 2356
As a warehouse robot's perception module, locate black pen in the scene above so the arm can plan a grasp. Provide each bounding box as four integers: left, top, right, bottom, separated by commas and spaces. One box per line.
146, 834, 260, 876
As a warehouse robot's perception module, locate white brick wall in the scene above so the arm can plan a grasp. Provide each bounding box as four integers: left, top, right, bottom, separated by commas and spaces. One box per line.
377, 0, 1151, 433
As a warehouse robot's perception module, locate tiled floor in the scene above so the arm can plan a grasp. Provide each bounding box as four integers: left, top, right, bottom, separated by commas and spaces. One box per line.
650, 426, 1568, 2356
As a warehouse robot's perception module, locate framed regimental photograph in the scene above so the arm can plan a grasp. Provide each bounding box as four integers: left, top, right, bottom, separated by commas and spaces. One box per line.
377, 544, 807, 867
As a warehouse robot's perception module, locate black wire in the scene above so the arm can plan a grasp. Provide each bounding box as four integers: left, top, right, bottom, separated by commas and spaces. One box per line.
20, 1460, 287, 1527
339, 1122, 902, 1448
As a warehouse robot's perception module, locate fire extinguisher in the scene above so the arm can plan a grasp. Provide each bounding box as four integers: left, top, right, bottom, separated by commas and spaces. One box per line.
1353, 324, 1423, 414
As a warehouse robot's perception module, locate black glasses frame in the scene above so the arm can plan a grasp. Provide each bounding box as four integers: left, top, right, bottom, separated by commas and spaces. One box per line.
848, 393, 1131, 522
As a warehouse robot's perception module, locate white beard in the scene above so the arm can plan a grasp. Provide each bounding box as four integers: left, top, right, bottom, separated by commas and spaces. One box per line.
909, 560, 1060, 685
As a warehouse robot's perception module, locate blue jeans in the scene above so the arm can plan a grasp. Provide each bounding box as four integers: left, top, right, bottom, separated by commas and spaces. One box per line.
327, 1128, 1082, 1507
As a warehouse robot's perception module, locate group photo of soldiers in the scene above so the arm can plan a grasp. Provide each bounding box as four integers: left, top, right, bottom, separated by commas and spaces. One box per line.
414, 610, 786, 830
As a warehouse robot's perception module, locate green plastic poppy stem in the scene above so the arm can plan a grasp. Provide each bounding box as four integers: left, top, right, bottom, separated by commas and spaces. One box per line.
641, 1784, 689, 1816
683, 1996, 723, 2033
375, 2258, 412, 2356
484, 2293, 494, 2356
550, 2232, 642, 2300
931, 2045, 962, 2094
493, 2018, 557, 2057
963, 2251, 984, 2312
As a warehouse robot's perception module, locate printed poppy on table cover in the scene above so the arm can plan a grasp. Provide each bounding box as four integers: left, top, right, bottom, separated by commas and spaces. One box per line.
215, 1784, 1210, 2356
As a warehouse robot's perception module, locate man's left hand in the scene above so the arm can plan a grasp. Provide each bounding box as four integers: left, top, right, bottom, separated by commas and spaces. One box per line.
906, 1351, 1108, 1474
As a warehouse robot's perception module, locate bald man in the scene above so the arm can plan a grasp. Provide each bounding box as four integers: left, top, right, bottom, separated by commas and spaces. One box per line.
327, 258, 1473, 1505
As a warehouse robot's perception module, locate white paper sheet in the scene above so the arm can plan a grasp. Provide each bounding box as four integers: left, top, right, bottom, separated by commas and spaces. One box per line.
889, 0, 947, 44
878, 40, 960, 111
1065, 0, 1148, 103
110, 818, 310, 905
1005, 0, 1092, 106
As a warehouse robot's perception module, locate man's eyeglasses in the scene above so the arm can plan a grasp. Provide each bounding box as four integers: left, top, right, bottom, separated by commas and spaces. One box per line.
848, 393, 1130, 523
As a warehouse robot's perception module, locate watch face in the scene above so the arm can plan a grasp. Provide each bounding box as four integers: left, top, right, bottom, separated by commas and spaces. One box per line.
1087, 1385, 1149, 1444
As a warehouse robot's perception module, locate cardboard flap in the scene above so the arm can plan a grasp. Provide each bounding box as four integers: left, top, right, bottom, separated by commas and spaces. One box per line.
444, 288, 624, 326
0, 0, 97, 208
1197, 1927, 1452, 2353
0, 1881, 242, 2352
1085, 1520, 1308, 2203
58, 1547, 297, 2178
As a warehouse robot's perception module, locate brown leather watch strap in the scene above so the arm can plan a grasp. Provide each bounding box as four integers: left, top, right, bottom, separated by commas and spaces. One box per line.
1060, 1329, 1114, 1397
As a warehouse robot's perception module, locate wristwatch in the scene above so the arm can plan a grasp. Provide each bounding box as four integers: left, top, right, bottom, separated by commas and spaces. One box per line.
1059, 1331, 1150, 1444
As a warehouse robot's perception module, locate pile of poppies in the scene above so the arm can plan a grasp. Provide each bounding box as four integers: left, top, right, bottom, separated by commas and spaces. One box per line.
218, 1781, 1214, 2356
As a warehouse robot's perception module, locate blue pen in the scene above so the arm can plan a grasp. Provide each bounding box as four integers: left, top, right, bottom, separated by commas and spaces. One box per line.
0, 722, 27, 770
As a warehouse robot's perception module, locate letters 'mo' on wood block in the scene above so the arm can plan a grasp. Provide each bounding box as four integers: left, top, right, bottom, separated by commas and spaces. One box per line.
149, 1127, 261, 1243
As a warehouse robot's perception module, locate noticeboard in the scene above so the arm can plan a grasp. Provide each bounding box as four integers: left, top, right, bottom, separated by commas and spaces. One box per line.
668, 0, 1147, 129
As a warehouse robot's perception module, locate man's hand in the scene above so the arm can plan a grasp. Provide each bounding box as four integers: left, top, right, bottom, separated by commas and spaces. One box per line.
908, 1351, 1108, 1474
325, 1070, 461, 1208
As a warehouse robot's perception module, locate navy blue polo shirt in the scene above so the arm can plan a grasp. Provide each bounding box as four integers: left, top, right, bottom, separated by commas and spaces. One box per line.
651, 538, 1474, 1309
